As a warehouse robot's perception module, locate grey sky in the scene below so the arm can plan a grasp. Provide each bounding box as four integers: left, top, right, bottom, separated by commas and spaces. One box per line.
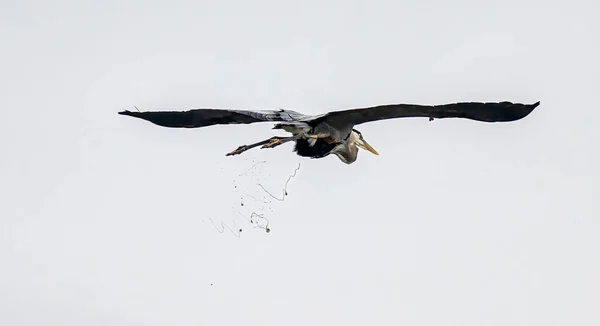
1, 0, 598, 325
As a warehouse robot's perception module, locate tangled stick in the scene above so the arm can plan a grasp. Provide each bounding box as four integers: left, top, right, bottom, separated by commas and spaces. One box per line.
257, 163, 301, 201
235, 211, 271, 233
210, 162, 300, 236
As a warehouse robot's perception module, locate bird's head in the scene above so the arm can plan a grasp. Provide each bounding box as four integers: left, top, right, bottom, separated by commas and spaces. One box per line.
352, 129, 379, 156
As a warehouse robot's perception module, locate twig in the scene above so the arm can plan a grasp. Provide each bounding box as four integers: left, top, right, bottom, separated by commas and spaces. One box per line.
208, 217, 241, 238
258, 163, 301, 201
238, 161, 267, 176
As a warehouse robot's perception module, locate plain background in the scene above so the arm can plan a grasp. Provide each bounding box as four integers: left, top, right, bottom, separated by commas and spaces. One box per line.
1, 0, 598, 325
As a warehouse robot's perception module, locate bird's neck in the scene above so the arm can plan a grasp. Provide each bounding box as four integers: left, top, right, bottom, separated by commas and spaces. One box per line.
347, 131, 360, 144
331, 132, 360, 164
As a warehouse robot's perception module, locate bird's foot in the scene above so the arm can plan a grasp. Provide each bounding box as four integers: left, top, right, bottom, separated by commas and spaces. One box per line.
261, 137, 282, 149
226, 145, 248, 156
308, 133, 328, 139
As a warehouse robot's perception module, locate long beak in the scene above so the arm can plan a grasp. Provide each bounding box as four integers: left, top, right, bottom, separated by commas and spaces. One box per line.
357, 139, 379, 155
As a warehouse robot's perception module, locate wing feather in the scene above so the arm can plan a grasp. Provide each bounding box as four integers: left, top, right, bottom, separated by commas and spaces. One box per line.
313, 101, 540, 128
118, 108, 308, 128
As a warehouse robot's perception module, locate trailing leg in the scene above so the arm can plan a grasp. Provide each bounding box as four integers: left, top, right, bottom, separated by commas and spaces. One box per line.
225, 135, 297, 156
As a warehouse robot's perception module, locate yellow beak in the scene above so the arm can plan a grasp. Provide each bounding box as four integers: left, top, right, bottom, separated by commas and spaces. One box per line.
357, 139, 379, 155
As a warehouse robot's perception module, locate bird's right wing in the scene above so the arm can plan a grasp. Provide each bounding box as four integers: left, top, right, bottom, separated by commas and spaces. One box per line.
311, 101, 540, 128
118, 108, 309, 128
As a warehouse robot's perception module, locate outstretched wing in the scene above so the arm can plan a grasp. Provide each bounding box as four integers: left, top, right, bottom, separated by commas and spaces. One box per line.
118, 108, 310, 128
311, 101, 540, 128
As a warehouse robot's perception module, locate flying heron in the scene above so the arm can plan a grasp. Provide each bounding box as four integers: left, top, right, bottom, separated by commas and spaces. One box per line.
118, 101, 540, 164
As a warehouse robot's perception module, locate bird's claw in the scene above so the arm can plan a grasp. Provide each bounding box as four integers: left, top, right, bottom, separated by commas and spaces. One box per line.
261, 138, 281, 149
226, 145, 247, 156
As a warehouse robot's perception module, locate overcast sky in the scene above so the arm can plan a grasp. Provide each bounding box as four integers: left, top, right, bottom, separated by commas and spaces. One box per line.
1, 0, 598, 325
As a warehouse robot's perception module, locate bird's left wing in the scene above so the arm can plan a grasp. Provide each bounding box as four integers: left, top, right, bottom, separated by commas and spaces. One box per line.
310, 101, 540, 128
118, 108, 308, 128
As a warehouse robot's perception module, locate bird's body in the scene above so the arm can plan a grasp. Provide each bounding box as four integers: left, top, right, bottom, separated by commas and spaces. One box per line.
118, 101, 540, 164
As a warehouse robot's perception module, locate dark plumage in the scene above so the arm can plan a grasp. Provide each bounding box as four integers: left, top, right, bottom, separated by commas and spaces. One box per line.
293, 138, 338, 159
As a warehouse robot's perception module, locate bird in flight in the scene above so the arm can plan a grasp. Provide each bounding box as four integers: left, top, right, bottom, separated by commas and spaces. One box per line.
118, 101, 540, 164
